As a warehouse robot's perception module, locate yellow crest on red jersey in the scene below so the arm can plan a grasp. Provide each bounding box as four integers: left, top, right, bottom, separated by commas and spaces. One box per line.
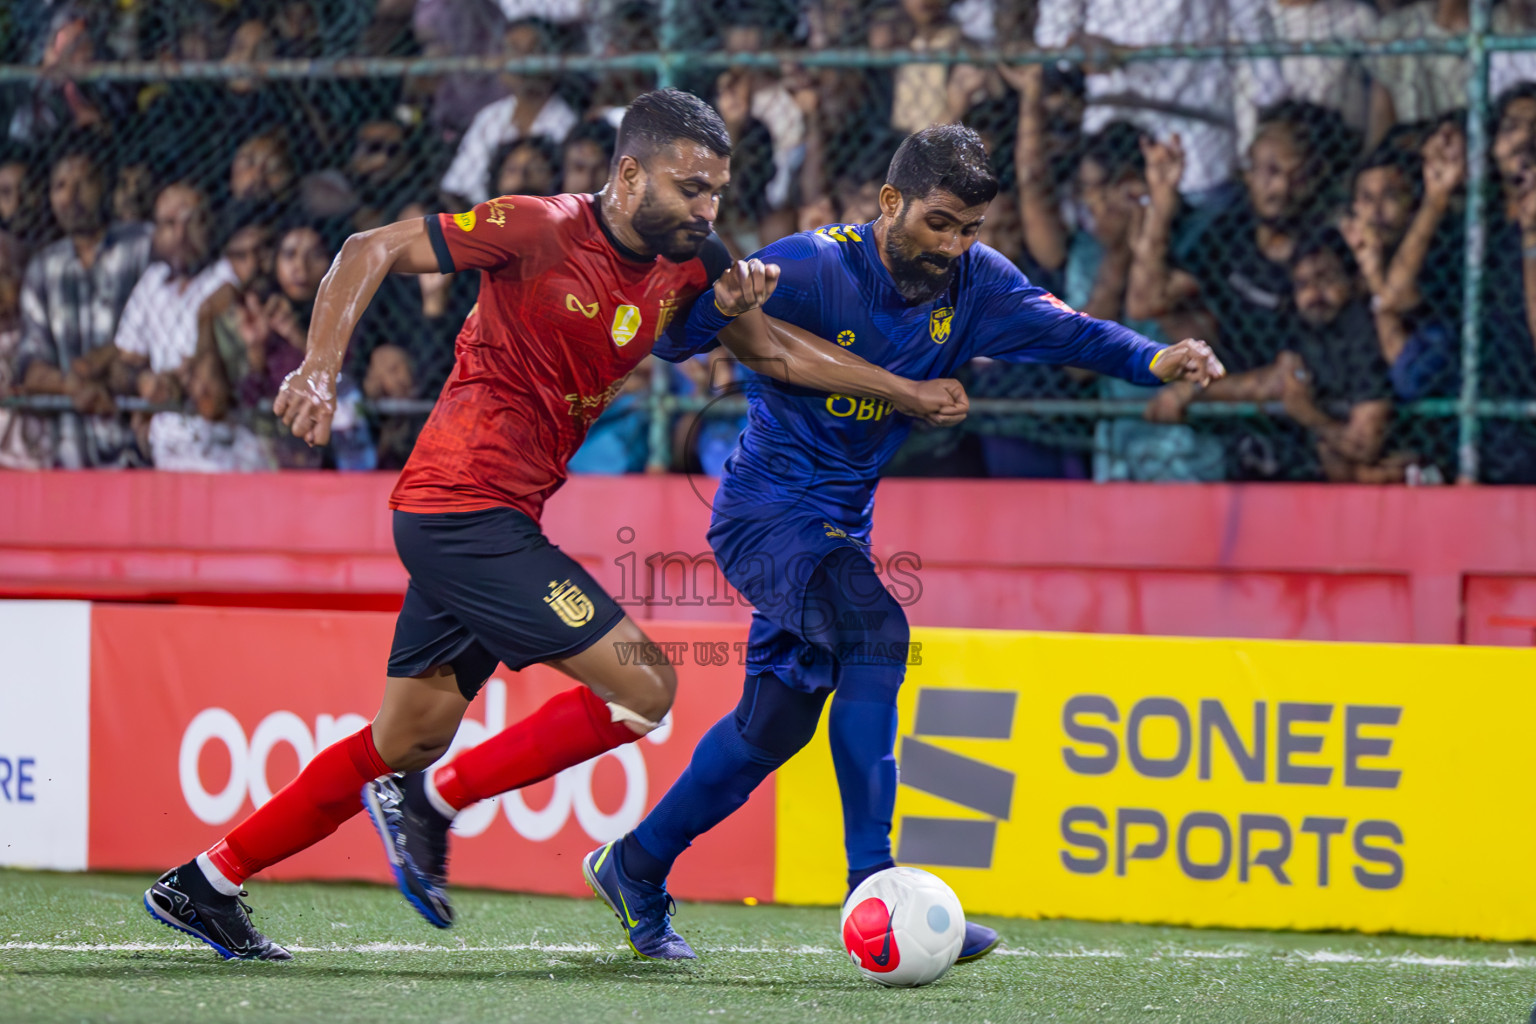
611, 304, 641, 347
453, 210, 476, 232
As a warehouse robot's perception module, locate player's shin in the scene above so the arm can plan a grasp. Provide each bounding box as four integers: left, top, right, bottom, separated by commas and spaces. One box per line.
201, 725, 391, 888
828, 666, 903, 895
627, 672, 827, 885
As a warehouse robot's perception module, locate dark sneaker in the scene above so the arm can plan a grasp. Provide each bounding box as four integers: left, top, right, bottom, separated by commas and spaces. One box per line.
955, 921, 1000, 963
143, 864, 291, 961
582, 840, 696, 960
363, 773, 454, 928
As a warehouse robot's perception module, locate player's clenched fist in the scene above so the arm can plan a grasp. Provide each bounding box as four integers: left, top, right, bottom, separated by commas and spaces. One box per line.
1151, 339, 1225, 387
895, 377, 970, 427
274, 360, 339, 447
714, 258, 782, 317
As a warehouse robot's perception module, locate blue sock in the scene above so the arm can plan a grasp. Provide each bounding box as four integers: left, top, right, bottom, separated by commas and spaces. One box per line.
628, 714, 780, 884
628, 673, 827, 886
829, 665, 902, 893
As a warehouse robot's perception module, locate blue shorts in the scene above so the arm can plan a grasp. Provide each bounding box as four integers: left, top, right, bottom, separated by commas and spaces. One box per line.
708, 502, 877, 693
388, 507, 625, 700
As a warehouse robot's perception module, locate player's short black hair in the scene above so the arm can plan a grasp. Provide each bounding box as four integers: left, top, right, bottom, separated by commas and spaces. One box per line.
885, 124, 999, 208
615, 89, 732, 167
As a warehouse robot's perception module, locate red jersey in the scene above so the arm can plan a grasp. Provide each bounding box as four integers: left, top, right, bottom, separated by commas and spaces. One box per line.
389, 193, 727, 520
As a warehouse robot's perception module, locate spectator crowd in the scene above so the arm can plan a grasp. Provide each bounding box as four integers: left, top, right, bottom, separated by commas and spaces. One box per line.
1, 0, 1534, 482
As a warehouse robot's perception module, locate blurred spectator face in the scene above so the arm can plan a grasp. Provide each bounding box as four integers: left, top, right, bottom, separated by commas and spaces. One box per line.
1042, 73, 1087, 170
868, 7, 912, 49
152, 185, 214, 278
177, 12, 219, 61
723, 25, 764, 53
224, 224, 274, 288
563, 139, 610, 194
900, 0, 951, 30
501, 23, 547, 93
350, 121, 408, 187
49, 155, 105, 237
1246, 126, 1310, 225
605, 0, 658, 54
275, 227, 331, 303
188, 352, 231, 422
275, 1, 319, 49
1292, 247, 1354, 329
225, 20, 275, 93
0, 163, 24, 223
364, 344, 417, 400
1076, 156, 1145, 246
1494, 97, 1536, 190
496, 141, 558, 197
0, 234, 22, 326
231, 134, 294, 202
978, 190, 1024, 263
112, 163, 155, 224
1351, 165, 1415, 250
839, 180, 883, 223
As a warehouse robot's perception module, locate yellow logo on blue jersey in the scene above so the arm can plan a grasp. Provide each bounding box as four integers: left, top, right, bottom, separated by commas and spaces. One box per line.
814, 224, 864, 243
826, 394, 895, 421
930, 307, 954, 344
837, 330, 856, 347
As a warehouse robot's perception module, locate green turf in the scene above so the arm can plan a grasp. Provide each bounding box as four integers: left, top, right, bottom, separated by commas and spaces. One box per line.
1, 870, 1533, 1023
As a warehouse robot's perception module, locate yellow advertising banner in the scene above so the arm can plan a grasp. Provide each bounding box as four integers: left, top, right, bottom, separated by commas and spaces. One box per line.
774, 628, 1536, 940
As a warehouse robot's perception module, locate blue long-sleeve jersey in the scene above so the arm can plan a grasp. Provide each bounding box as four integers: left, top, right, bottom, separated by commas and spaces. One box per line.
654, 222, 1166, 528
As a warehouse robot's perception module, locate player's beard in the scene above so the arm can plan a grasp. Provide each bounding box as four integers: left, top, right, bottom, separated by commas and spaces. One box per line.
883, 214, 956, 304
632, 182, 711, 262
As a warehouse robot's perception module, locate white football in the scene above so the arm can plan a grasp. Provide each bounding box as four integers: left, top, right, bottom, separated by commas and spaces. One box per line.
839, 866, 966, 987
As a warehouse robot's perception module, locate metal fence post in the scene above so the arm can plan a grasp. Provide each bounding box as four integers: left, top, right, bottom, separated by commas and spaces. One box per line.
1460, 0, 1494, 482
642, 0, 686, 473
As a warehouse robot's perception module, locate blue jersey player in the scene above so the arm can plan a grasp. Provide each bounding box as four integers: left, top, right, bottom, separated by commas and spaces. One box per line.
582, 125, 1225, 962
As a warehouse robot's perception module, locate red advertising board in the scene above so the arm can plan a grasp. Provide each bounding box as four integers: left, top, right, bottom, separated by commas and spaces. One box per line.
88, 605, 768, 902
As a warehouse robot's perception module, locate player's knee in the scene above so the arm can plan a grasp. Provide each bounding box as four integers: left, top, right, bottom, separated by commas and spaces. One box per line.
373, 723, 456, 773
736, 672, 830, 762
615, 660, 676, 726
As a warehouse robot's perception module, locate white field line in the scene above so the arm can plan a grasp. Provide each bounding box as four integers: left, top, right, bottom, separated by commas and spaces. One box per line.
2, 941, 1535, 969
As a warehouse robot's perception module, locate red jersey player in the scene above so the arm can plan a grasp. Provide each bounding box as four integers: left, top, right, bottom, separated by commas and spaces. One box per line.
143, 89, 967, 960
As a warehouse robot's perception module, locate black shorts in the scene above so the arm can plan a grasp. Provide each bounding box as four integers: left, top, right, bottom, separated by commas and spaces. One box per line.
388, 507, 625, 700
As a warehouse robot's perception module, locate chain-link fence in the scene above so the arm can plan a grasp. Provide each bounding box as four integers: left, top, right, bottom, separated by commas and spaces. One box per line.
0, 0, 1533, 481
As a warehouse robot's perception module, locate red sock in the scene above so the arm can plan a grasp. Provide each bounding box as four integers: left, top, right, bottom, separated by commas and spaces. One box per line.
205, 725, 391, 886
433, 686, 641, 812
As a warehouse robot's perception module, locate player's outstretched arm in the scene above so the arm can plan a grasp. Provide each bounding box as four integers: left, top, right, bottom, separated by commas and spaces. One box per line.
699, 257, 969, 426
274, 218, 442, 446
719, 314, 968, 428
